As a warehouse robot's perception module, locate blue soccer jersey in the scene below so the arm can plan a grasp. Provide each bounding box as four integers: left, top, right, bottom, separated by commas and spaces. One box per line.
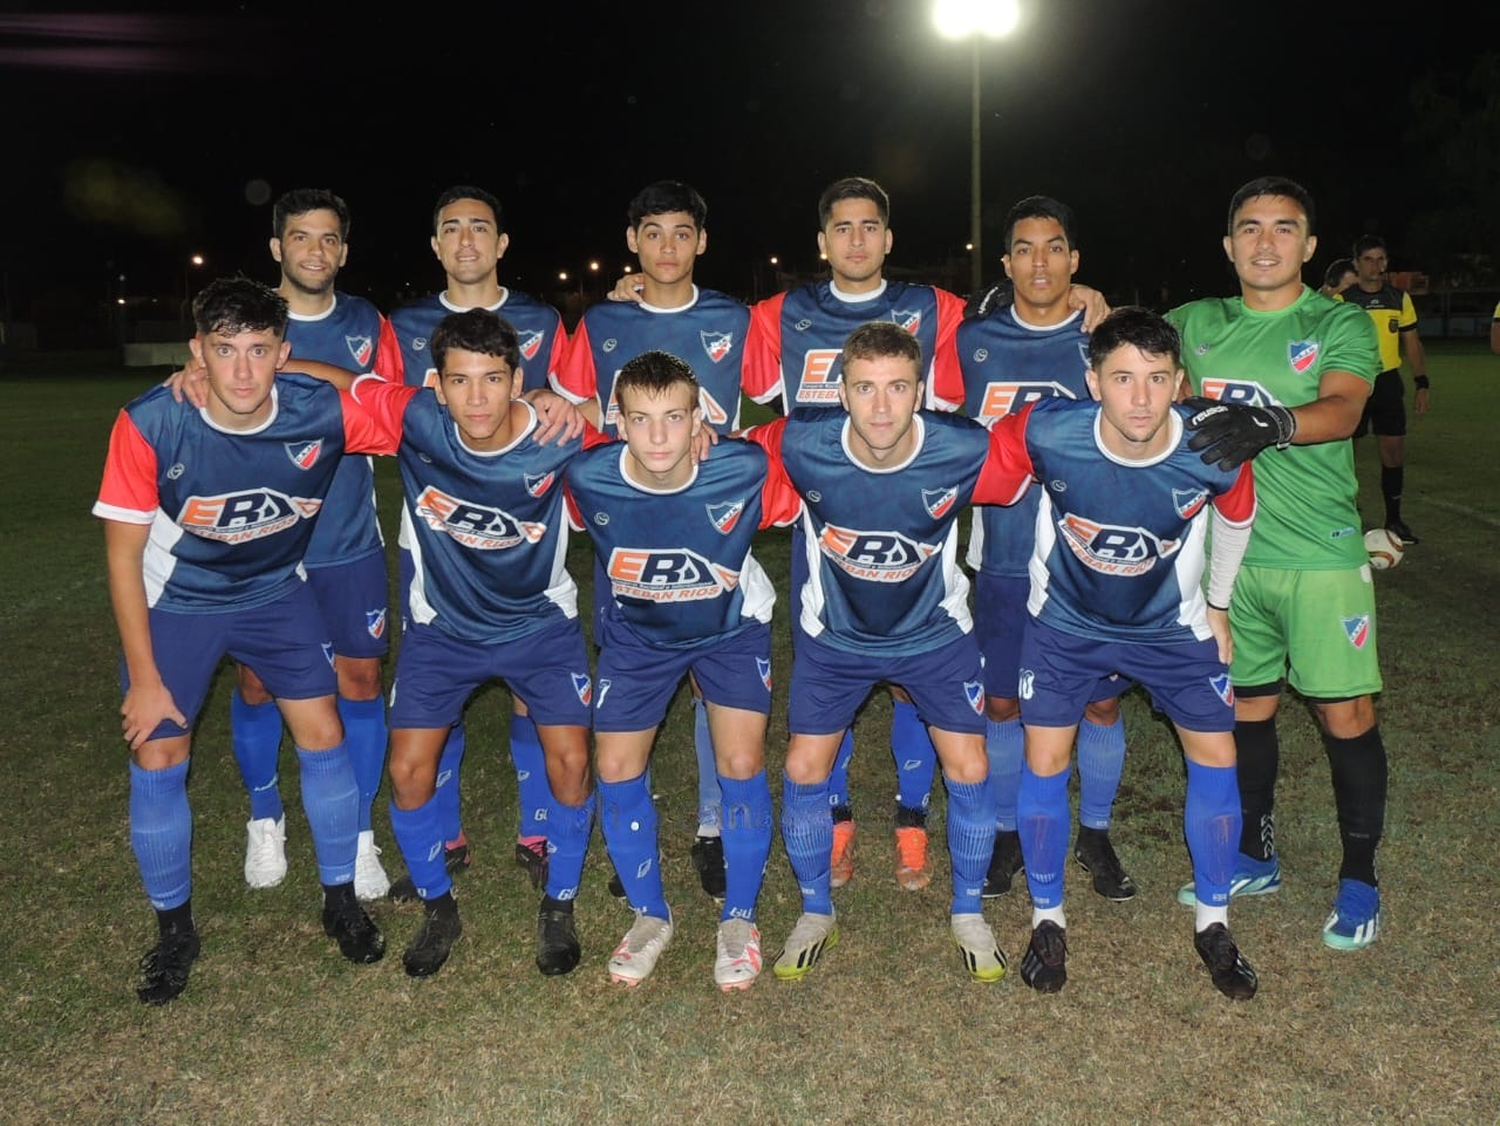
554, 286, 750, 435
957, 308, 1091, 577
748, 409, 1029, 657
564, 438, 800, 649
389, 289, 565, 392
744, 280, 965, 412
992, 397, 1257, 645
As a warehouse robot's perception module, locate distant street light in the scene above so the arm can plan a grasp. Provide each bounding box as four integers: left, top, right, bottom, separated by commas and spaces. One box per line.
933, 0, 1021, 294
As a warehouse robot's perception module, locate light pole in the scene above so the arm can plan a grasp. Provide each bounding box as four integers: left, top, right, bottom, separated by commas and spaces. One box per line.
933, 0, 1020, 295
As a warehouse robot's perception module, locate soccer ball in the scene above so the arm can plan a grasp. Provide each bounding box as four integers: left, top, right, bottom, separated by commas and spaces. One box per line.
1364, 528, 1404, 571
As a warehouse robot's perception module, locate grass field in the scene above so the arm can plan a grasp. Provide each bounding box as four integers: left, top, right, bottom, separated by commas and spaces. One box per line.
3, 344, 1499, 1126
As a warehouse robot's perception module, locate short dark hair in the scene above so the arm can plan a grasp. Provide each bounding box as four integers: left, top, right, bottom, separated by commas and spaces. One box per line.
840, 320, 921, 375
1003, 195, 1078, 251
272, 188, 350, 241
627, 181, 708, 230
1086, 305, 1181, 370
430, 308, 519, 373
192, 276, 288, 338
1352, 234, 1387, 258
818, 177, 890, 228
615, 350, 701, 409
1226, 176, 1316, 235
1323, 257, 1356, 288
432, 185, 505, 235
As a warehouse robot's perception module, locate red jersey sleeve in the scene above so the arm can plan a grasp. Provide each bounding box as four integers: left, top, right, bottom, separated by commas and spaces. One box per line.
742, 417, 801, 524
1211, 461, 1256, 526
742, 294, 787, 403
94, 410, 161, 522
972, 406, 1038, 506
553, 320, 598, 404
341, 377, 419, 456
372, 315, 402, 382
927, 287, 967, 411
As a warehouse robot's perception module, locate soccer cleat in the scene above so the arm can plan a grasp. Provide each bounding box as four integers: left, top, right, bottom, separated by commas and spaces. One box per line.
402, 901, 463, 978
244, 815, 288, 889
536, 906, 581, 976
354, 830, 391, 901
607, 909, 675, 987
690, 834, 727, 900
951, 912, 1007, 982
829, 820, 856, 888
135, 925, 201, 1005
1176, 853, 1282, 907
607, 868, 627, 900
1194, 922, 1259, 999
713, 919, 763, 992
1073, 826, 1136, 901
387, 840, 472, 903
1385, 519, 1419, 545
1322, 878, 1381, 951
1020, 921, 1068, 993
515, 836, 548, 891
772, 911, 839, 981
322, 890, 386, 964
894, 826, 932, 891
982, 830, 1025, 899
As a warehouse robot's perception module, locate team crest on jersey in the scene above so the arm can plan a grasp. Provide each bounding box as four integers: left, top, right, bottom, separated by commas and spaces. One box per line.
964, 680, 984, 714
757, 657, 772, 692
412, 486, 546, 549
345, 335, 373, 368
525, 470, 556, 498
1058, 513, 1179, 576
819, 525, 938, 582
572, 672, 593, 706
979, 381, 1075, 420
1341, 615, 1370, 649
1210, 672, 1234, 706
699, 388, 729, 427
518, 329, 544, 361
366, 609, 387, 640
1200, 378, 1275, 407
795, 349, 842, 404
1288, 340, 1320, 373
923, 487, 959, 519
701, 330, 734, 363
322, 642, 336, 668
707, 500, 745, 534
1173, 487, 1209, 519
607, 547, 739, 602
891, 309, 921, 335
178, 490, 321, 543
285, 439, 324, 470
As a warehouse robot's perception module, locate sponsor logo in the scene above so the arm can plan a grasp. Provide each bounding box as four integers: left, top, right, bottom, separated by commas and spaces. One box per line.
1018, 668, 1035, 700
594, 511, 610, 526
365, 609, 387, 640
794, 318, 812, 332
518, 329, 544, 361
1198, 379, 1277, 407
178, 490, 321, 543
977, 381, 1075, 421
1195, 343, 1209, 356
435, 769, 452, 788
818, 525, 938, 582
701, 330, 734, 363
707, 500, 745, 534
602, 338, 618, 353
922, 486, 959, 519
345, 335, 373, 368
972, 347, 989, 363
794, 349, 842, 404
699, 388, 729, 427
607, 547, 739, 602
524, 470, 555, 498
1288, 340, 1320, 373
1172, 487, 1209, 519
412, 486, 546, 549
167, 463, 184, 480
413, 337, 427, 352
285, 439, 323, 470
1341, 615, 1370, 649
572, 672, 593, 705
596, 678, 612, 709
1057, 513, 1180, 576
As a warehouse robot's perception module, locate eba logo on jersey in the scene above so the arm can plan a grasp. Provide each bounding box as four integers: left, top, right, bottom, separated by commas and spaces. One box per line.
178, 490, 321, 543
1288, 340, 1320, 373
525, 470, 556, 498
518, 329, 544, 361
890, 309, 922, 335
1058, 513, 1180, 576
978, 381, 1076, 421
794, 349, 842, 404
413, 486, 546, 549
706, 500, 745, 534
819, 525, 937, 582
700, 330, 734, 363
1199, 378, 1279, 408
607, 547, 739, 603
923, 487, 959, 519
285, 439, 324, 470
345, 335, 373, 368
1172, 487, 1209, 519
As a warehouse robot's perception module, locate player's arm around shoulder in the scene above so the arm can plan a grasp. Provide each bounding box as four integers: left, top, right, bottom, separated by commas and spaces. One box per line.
973, 402, 1039, 506
340, 376, 419, 456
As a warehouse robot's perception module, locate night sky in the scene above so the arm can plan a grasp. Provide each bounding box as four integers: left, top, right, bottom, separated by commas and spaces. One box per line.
1, 2, 1487, 323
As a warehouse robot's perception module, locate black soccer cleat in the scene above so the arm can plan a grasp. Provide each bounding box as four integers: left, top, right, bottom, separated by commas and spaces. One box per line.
1019, 921, 1068, 994
536, 906, 581, 976
403, 899, 463, 978
322, 888, 386, 964
514, 839, 548, 891
1385, 519, 1420, 545
388, 841, 472, 903
607, 868, 628, 901
690, 834, 727, 900
981, 830, 1025, 899
1073, 826, 1137, 901
136, 925, 201, 1006
1194, 923, 1258, 1000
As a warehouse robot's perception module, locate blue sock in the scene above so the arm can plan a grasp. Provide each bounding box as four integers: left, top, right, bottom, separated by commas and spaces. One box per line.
296, 744, 358, 886
1184, 760, 1241, 908
435, 725, 465, 845
508, 712, 549, 842
337, 696, 386, 834
389, 794, 449, 899
781, 775, 833, 915
544, 792, 594, 903
693, 698, 723, 833
891, 699, 937, 812
598, 773, 667, 918
719, 771, 773, 922
1018, 763, 1070, 910
985, 718, 1024, 831
944, 776, 997, 915
129, 760, 192, 910
1077, 716, 1126, 830
231, 690, 284, 822
826, 731, 855, 813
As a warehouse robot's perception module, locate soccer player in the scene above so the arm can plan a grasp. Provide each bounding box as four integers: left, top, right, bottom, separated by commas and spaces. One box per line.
994, 307, 1259, 1000
553, 180, 752, 901
745, 320, 1026, 984
95, 277, 386, 1004
1338, 234, 1431, 544
566, 351, 799, 990
1170, 175, 1387, 953
957, 196, 1135, 902
1319, 258, 1357, 298
385, 186, 570, 898
230, 188, 400, 901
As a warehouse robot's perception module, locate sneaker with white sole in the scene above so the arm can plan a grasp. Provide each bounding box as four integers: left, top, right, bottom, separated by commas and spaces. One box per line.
772, 911, 839, 981
244, 816, 287, 889
608, 909, 675, 987
354, 830, 391, 901
951, 912, 1007, 982
1176, 852, 1281, 907
1322, 878, 1381, 951
713, 919, 763, 992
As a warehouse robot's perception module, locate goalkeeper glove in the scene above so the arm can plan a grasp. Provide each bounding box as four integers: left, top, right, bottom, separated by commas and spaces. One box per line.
1183, 396, 1296, 470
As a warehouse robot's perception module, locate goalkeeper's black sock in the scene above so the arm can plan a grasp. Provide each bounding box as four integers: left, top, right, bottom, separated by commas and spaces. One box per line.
1323, 726, 1387, 887
1234, 718, 1279, 861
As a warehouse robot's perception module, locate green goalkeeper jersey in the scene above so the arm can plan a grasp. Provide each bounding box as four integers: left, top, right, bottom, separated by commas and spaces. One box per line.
1168, 286, 1379, 571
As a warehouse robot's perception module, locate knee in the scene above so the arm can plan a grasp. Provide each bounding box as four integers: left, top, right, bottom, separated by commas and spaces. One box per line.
1083, 698, 1120, 725
985, 697, 1020, 723
336, 659, 383, 702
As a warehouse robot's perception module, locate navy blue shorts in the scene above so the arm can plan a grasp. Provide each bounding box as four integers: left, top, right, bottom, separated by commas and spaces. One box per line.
306, 550, 390, 659
975, 572, 1130, 704
593, 617, 772, 732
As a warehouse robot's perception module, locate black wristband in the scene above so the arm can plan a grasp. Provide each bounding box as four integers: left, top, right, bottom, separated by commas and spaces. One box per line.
1414, 375, 1430, 390
1206, 599, 1229, 612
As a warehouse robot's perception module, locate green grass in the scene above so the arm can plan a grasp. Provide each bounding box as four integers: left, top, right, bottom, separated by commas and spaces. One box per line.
3, 346, 1499, 1126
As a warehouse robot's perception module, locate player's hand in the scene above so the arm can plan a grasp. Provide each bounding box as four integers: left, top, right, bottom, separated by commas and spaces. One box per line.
164, 354, 209, 408
525, 389, 585, 444
1414, 385, 1430, 416
606, 273, 646, 304
1067, 285, 1112, 332
691, 424, 719, 463
1206, 606, 1234, 666
1183, 396, 1297, 470
121, 680, 187, 752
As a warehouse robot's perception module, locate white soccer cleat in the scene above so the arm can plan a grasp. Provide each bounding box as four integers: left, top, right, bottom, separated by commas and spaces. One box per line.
713, 919, 763, 992
772, 911, 839, 981
244, 816, 288, 889
951, 912, 1008, 983
354, 829, 391, 901
608, 909, 675, 987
